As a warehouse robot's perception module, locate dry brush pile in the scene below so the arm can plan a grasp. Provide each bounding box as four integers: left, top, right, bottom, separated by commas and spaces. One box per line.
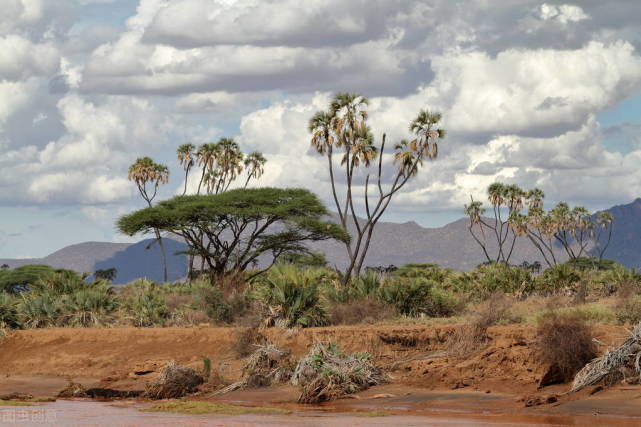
291, 342, 386, 403
571, 321, 641, 392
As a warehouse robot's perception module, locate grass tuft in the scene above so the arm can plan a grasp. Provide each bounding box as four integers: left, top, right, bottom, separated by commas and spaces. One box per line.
142, 400, 291, 415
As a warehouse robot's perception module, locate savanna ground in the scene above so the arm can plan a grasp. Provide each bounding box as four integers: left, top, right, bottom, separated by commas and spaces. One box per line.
1, 260, 641, 424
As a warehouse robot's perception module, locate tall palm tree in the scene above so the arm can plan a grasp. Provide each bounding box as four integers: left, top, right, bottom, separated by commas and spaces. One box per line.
409, 109, 445, 160
196, 143, 219, 195
177, 143, 196, 195
127, 157, 170, 282
243, 152, 267, 188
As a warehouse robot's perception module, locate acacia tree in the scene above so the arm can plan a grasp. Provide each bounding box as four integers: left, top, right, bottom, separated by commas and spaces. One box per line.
179, 139, 267, 276
309, 93, 445, 282
128, 157, 170, 281
117, 188, 348, 281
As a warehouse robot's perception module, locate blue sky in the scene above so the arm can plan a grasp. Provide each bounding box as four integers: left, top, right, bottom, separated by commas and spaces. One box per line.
1, 0, 641, 258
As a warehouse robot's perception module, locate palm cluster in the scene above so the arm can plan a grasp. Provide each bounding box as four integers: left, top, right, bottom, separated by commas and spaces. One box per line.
308, 92, 446, 281
177, 138, 266, 195
465, 182, 615, 267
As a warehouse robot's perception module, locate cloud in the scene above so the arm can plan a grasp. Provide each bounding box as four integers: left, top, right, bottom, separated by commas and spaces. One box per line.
0, 35, 60, 81
538, 3, 590, 24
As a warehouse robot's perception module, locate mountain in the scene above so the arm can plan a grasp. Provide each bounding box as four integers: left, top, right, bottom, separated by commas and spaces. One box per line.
1, 198, 639, 280
0, 238, 187, 284
594, 198, 641, 269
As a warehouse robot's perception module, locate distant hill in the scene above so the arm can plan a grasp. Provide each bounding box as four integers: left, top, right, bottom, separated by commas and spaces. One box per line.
1, 199, 639, 280
0, 238, 187, 284
593, 198, 641, 269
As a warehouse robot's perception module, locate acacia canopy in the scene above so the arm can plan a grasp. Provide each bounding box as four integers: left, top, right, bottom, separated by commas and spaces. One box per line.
117, 187, 348, 278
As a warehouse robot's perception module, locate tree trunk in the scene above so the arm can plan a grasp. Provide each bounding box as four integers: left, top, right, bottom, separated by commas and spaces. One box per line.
154, 229, 168, 282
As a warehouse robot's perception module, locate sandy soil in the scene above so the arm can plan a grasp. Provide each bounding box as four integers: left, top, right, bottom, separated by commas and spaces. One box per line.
0, 324, 639, 424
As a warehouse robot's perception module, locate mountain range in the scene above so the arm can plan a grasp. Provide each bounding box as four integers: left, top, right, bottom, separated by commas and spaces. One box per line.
1, 198, 639, 283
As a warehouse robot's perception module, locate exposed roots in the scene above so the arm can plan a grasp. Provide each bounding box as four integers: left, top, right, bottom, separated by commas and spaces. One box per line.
143, 361, 204, 399
292, 342, 385, 404
571, 322, 641, 393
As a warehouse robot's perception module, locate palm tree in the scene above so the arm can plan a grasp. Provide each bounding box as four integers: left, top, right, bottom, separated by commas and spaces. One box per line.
409, 109, 445, 160
177, 143, 196, 195
196, 143, 219, 195
127, 157, 170, 282
243, 152, 267, 187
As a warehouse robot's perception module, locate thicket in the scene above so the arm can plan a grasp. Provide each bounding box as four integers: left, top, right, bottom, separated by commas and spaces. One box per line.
0, 257, 639, 330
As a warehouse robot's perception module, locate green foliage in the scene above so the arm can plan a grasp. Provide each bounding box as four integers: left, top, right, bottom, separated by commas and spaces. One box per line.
392, 263, 453, 282
616, 296, 641, 325
535, 264, 581, 294
279, 251, 328, 268
117, 188, 347, 278
446, 264, 533, 299
0, 292, 19, 328
380, 277, 462, 317
95, 268, 117, 282
15, 271, 117, 328
120, 280, 169, 327
0, 265, 59, 293
323, 271, 380, 304
202, 357, 212, 380
253, 264, 328, 327
565, 257, 616, 271
189, 280, 243, 324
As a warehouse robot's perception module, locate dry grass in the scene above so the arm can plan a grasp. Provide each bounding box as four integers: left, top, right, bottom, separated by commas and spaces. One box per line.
329, 298, 397, 325
446, 293, 520, 358
144, 361, 204, 399
537, 312, 597, 383
232, 326, 266, 358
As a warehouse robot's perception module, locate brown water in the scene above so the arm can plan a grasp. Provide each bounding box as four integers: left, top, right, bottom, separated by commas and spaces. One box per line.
1, 400, 639, 427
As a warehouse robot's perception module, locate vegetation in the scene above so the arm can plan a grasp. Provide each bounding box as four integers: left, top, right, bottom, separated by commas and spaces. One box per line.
537, 311, 597, 383
144, 400, 290, 415
310, 93, 445, 282
128, 157, 170, 282
465, 182, 614, 268
117, 188, 348, 280
0, 264, 60, 293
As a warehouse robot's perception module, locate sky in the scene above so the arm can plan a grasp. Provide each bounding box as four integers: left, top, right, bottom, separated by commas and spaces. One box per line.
1, 0, 641, 258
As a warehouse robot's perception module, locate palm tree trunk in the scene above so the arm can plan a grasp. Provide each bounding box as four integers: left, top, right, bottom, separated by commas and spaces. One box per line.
154, 229, 168, 282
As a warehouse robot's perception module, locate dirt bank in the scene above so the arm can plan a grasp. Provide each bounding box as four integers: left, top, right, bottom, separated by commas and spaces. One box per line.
0, 324, 637, 420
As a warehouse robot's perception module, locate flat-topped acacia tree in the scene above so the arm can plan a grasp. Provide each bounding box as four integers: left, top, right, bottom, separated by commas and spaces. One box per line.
309, 93, 446, 282
117, 188, 348, 280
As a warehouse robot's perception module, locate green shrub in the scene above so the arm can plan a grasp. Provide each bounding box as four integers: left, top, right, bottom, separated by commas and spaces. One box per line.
190, 281, 239, 324
565, 257, 616, 271
323, 271, 381, 304
535, 264, 581, 295
616, 296, 641, 325
0, 265, 60, 293
253, 265, 327, 327
392, 263, 453, 282
16, 271, 118, 328
588, 265, 641, 296
0, 292, 19, 328
379, 277, 462, 317
120, 280, 169, 327
446, 264, 533, 299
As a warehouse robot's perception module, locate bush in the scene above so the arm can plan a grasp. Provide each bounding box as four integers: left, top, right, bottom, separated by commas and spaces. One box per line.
120, 280, 169, 327
589, 265, 641, 296
253, 265, 328, 327
616, 296, 641, 325
535, 264, 581, 295
392, 263, 453, 282
379, 277, 462, 317
537, 312, 597, 383
0, 292, 19, 328
446, 264, 533, 299
16, 271, 118, 328
323, 271, 380, 304
0, 265, 60, 293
